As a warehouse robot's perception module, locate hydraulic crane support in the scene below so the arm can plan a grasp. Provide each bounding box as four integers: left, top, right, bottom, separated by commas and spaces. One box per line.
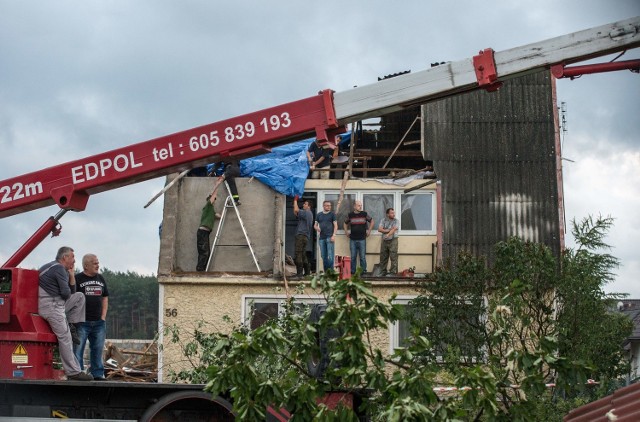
551, 59, 640, 78
2, 210, 67, 268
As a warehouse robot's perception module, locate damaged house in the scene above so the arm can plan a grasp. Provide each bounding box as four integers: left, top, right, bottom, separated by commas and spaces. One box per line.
156, 69, 564, 380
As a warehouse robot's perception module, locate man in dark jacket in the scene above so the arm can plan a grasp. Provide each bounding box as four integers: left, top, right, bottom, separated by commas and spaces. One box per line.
293, 196, 314, 277
38, 246, 92, 381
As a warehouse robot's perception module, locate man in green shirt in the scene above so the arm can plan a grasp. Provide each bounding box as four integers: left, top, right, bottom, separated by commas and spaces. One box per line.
196, 177, 223, 271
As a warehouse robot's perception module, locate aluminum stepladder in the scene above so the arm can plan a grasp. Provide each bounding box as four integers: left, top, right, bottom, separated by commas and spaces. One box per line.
206, 180, 261, 272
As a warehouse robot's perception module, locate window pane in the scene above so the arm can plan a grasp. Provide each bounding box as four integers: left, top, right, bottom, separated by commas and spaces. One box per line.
400, 194, 433, 231
363, 194, 394, 232
291, 301, 314, 316
249, 302, 279, 330
395, 298, 483, 360
397, 310, 413, 348
325, 193, 356, 230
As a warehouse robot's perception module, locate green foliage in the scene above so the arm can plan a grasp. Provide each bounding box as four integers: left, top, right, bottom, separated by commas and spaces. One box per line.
407, 215, 632, 419
102, 268, 159, 339
166, 216, 631, 420
526, 392, 590, 422
556, 216, 632, 381
408, 238, 587, 419
164, 320, 232, 384
407, 253, 489, 367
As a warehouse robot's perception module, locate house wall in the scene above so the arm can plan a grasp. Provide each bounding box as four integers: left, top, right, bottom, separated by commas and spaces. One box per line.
159, 176, 437, 276
157, 175, 434, 381
159, 175, 281, 275
158, 276, 417, 381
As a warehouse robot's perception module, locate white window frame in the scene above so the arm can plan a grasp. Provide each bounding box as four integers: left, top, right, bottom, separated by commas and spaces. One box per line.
398, 191, 436, 235
362, 191, 397, 237
314, 190, 436, 236
242, 294, 326, 328
389, 295, 487, 361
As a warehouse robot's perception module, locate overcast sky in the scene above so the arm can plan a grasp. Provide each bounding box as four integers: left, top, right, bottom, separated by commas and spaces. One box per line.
1, 1, 638, 295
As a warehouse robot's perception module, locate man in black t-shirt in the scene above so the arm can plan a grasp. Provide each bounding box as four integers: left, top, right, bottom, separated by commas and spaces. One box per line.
343, 200, 374, 275
74, 254, 110, 380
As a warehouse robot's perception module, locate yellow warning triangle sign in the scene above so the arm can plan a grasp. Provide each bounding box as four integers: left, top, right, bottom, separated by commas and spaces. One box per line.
13, 344, 27, 355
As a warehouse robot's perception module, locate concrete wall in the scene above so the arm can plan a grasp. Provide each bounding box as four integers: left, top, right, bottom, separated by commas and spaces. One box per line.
159, 175, 281, 274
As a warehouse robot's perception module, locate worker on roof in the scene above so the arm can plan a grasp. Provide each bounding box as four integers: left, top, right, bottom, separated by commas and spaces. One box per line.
306, 139, 331, 179
207, 160, 241, 206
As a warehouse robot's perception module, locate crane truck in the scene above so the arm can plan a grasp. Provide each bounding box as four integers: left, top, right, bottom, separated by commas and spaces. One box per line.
0, 17, 638, 421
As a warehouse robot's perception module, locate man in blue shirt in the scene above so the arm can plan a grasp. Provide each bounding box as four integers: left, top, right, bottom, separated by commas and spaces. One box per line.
314, 201, 337, 272
306, 139, 331, 179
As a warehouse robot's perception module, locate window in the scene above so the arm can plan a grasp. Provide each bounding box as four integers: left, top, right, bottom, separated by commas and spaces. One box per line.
248, 301, 280, 330
390, 297, 417, 352
390, 296, 485, 363
400, 193, 434, 233
315, 191, 435, 235
323, 193, 356, 231
243, 295, 325, 329
363, 193, 394, 234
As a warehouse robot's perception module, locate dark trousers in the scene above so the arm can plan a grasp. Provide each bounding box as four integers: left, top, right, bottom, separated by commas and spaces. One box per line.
196, 228, 211, 271
295, 234, 310, 275
225, 163, 240, 201
379, 237, 399, 274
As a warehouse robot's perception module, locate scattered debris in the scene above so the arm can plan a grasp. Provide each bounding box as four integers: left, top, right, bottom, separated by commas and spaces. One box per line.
103, 341, 158, 382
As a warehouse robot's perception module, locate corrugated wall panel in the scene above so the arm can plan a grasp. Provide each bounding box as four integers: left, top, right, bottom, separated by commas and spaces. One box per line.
423, 70, 561, 263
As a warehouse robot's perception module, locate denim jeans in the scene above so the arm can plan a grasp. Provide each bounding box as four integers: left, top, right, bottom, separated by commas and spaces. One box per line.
350, 239, 367, 274
75, 320, 106, 378
318, 237, 335, 271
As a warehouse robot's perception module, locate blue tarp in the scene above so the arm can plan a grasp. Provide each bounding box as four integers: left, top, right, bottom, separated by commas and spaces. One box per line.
239, 132, 351, 197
